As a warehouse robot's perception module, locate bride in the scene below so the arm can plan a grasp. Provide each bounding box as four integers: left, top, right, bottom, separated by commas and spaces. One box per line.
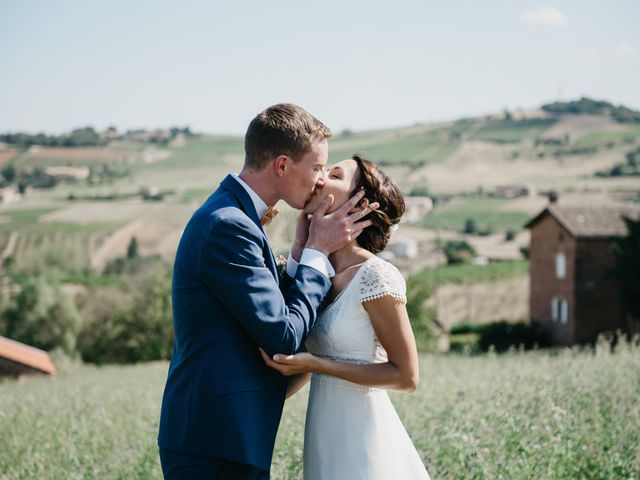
261, 155, 431, 480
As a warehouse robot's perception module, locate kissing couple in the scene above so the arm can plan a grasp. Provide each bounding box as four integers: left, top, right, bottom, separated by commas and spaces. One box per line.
158, 104, 431, 479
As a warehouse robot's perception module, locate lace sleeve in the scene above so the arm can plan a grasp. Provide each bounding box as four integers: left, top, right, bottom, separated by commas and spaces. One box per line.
359, 259, 407, 304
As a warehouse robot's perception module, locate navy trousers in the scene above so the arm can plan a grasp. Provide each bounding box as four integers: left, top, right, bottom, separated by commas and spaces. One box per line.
159, 448, 270, 480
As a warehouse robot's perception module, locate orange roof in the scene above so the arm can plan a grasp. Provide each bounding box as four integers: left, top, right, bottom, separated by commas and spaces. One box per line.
0, 336, 56, 375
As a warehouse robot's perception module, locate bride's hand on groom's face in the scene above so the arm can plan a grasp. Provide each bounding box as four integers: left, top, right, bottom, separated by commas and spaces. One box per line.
305, 190, 380, 256
259, 348, 315, 376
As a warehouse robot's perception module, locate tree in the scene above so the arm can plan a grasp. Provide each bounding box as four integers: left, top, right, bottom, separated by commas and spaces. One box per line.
4, 277, 81, 355
464, 218, 476, 234
443, 240, 477, 265
127, 236, 139, 259
611, 216, 640, 320
78, 266, 173, 364
1, 164, 16, 183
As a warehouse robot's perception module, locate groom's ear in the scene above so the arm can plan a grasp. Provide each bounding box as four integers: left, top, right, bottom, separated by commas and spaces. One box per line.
274, 155, 289, 177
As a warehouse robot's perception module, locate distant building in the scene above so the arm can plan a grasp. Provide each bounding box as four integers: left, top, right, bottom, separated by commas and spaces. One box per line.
169, 133, 186, 147
387, 235, 418, 259
44, 166, 90, 181
492, 184, 536, 199
0, 186, 21, 204
525, 204, 640, 345
0, 336, 56, 377
402, 196, 433, 223
126, 129, 171, 144
140, 185, 160, 199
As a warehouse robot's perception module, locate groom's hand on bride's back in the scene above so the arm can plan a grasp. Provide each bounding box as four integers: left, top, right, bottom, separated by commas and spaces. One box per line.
305, 189, 379, 257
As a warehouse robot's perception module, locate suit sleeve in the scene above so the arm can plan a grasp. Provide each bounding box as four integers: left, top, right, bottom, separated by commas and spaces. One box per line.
201, 215, 331, 355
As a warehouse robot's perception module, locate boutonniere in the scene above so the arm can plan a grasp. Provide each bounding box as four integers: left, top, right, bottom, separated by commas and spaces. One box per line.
276, 255, 288, 283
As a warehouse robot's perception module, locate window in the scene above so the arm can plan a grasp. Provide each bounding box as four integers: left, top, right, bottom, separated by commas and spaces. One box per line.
556, 253, 566, 279
551, 297, 568, 324
560, 299, 568, 324
551, 297, 559, 321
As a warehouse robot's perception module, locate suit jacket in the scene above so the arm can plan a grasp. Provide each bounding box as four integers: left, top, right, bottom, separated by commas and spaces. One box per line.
158, 174, 331, 470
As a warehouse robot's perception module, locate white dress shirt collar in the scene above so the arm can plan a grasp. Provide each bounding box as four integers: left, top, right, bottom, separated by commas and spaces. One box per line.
232, 173, 269, 220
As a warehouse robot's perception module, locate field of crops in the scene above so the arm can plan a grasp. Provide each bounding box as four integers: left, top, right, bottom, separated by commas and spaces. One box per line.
421, 195, 531, 233
470, 118, 558, 143
0, 208, 122, 276
1, 344, 638, 479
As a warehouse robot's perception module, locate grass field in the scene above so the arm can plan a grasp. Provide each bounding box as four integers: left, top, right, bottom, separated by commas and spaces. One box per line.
145, 136, 243, 171
574, 124, 640, 147
421, 195, 531, 233
470, 118, 558, 143
330, 127, 462, 167
409, 260, 529, 288
1, 344, 638, 479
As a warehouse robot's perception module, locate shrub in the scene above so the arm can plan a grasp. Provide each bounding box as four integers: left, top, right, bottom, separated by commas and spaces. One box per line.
450, 322, 487, 335
406, 279, 438, 352
478, 321, 550, 352
463, 218, 476, 234
443, 240, 476, 265
3, 277, 81, 355
78, 267, 173, 364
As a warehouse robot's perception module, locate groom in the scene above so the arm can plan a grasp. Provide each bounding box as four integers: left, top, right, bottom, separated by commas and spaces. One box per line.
158, 104, 374, 479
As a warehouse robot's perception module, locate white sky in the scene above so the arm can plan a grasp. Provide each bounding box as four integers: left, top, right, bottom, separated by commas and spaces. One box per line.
1, 0, 639, 135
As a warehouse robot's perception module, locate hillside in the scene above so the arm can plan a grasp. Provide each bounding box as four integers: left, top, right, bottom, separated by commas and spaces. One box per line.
1, 97, 639, 277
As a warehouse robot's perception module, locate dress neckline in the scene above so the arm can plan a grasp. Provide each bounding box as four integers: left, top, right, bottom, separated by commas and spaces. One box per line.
322, 256, 378, 313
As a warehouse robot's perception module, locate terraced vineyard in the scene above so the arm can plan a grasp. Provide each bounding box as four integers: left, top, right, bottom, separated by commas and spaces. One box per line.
0, 208, 122, 275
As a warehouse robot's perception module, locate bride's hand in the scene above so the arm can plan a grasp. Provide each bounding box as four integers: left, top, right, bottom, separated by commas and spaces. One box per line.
259, 348, 316, 376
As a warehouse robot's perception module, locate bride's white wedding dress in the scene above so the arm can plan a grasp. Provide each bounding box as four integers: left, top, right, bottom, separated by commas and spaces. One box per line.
303, 256, 431, 480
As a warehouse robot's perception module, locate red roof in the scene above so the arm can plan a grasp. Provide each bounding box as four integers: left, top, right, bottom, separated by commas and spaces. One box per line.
0, 336, 56, 375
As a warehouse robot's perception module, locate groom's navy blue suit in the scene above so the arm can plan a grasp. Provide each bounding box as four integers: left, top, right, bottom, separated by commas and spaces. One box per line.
158, 174, 331, 478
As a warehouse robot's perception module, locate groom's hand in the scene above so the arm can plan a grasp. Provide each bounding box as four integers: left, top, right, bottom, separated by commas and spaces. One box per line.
305, 189, 379, 257
259, 348, 316, 376
291, 212, 311, 262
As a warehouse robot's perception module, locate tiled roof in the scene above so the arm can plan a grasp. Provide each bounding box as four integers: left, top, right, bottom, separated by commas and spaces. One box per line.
0, 336, 56, 375
526, 204, 640, 238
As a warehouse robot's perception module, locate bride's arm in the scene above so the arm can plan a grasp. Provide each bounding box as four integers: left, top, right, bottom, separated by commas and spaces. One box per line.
260, 295, 419, 392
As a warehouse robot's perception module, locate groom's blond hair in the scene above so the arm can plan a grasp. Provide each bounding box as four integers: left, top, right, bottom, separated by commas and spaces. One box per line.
244, 103, 331, 171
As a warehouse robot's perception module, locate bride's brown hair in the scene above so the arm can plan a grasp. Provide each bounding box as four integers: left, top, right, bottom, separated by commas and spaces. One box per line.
350, 155, 405, 254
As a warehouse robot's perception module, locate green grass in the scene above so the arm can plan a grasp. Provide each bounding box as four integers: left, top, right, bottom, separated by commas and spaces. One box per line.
330, 126, 462, 166
409, 260, 529, 288
146, 136, 243, 170
1, 345, 638, 479
574, 125, 640, 147
471, 118, 558, 143
0, 208, 58, 234
421, 195, 531, 232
